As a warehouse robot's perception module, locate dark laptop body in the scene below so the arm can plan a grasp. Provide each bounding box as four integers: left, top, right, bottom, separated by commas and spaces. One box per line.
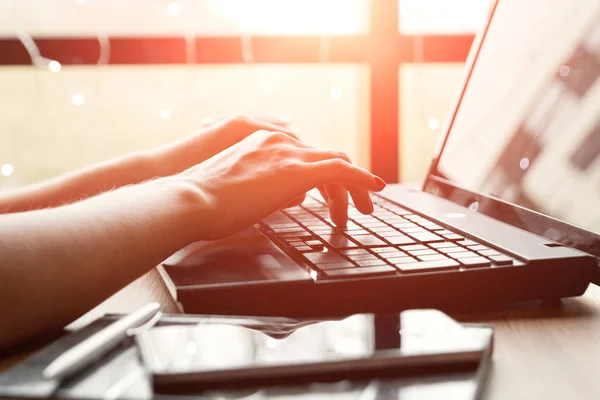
160, 0, 600, 317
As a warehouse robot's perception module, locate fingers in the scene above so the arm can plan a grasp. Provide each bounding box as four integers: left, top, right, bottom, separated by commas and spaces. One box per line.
317, 185, 329, 202
283, 193, 306, 209
248, 132, 385, 217
303, 159, 386, 193
297, 147, 351, 163
347, 187, 374, 215
295, 147, 381, 216
323, 184, 349, 227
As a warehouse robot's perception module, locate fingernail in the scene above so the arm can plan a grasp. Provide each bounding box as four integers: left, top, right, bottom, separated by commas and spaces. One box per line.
374, 176, 386, 191
367, 199, 374, 214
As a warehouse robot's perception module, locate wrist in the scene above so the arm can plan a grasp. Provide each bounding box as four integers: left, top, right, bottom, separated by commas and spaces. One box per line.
151, 175, 213, 244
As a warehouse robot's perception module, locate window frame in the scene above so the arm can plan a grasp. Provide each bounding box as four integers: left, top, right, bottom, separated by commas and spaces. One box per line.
0, 0, 475, 182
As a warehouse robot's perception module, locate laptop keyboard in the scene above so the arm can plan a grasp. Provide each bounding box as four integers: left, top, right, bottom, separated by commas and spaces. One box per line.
259, 192, 516, 280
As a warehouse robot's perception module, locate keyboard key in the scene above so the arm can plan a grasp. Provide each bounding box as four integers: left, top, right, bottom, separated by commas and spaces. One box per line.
371, 227, 397, 235
408, 249, 437, 256
345, 230, 371, 236
273, 227, 305, 233
351, 235, 387, 247
312, 229, 335, 235
342, 226, 368, 233
315, 261, 356, 270
407, 232, 445, 243
386, 257, 417, 264
397, 259, 460, 273
341, 249, 370, 256
304, 223, 329, 230
280, 231, 312, 238
467, 244, 491, 251
449, 251, 480, 259
399, 244, 428, 251
379, 250, 407, 259
382, 217, 405, 223
388, 208, 412, 216
305, 240, 325, 251
392, 222, 419, 230
490, 255, 513, 265
372, 247, 401, 253
347, 254, 380, 262
438, 246, 467, 254
418, 254, 450, 262
295, 245, 314, 252
361, 222, 388, 228
296, 215, 324, 222
353, 216, 380, 224
430, 242, 458, 248
270, 223, 302, 229
459, 257, 492, 267
322, 234, 359, 249
459, 239, 478, 246
385, 235, 415, 245
304, 252, 347, 264
442, 234, 464, 241
421, 223, 443, 230
401, 229, 428, 236
356, 259, 389, 267
479, 249, 501, 256
324, 265, 396, 278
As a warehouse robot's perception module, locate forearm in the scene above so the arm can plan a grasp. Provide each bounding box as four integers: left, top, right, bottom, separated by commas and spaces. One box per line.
0, 151, 162, 214
0, 176, 203, 350
0, 116, 289, 214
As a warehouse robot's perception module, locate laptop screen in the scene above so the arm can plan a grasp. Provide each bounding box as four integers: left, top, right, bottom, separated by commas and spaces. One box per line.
433, 0, 600, 236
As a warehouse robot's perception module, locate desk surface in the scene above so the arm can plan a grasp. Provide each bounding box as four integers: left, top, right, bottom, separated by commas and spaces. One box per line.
2, 268, 600, 399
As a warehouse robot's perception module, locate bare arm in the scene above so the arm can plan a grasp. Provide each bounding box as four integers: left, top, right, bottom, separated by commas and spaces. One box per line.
0, 177, 202, 349
0, 117, 298, 214
0, 151, 160, 213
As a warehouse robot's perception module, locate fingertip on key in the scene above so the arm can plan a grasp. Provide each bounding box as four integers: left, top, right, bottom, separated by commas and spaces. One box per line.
334, 217, 348, 229
374, 176, 386, 191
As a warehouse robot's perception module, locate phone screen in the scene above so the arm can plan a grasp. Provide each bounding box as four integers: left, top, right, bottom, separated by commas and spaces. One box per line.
135, 310, 481, 375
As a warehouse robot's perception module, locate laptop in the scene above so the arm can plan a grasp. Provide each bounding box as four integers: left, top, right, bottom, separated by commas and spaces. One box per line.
160, 0, 600, 317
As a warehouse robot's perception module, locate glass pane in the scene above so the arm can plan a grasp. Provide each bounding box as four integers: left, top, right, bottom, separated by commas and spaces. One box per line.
399, 63, 466, 183
0, 0, 369, 37
0, 64, 369, 188
399, 0, 493, 34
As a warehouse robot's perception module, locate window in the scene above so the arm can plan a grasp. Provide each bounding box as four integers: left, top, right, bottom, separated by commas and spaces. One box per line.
399, 0, 493, 33
0, 0, 492, 189
0, 64, 370, 187
0, 0, 369, 36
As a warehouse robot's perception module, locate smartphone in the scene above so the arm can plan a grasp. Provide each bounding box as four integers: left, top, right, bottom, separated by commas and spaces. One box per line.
135, 309, 487, 393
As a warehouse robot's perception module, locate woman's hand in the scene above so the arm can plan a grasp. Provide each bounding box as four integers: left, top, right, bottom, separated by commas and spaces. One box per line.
180, 130, 386, 241
155, 116, 299, 175
160, 116, 372, 228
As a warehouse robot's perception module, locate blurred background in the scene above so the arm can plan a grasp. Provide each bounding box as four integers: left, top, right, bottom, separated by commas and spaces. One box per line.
0, 0, 493, 190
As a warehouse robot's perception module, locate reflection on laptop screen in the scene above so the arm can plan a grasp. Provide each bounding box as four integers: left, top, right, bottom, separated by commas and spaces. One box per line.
436, 0, 600, 234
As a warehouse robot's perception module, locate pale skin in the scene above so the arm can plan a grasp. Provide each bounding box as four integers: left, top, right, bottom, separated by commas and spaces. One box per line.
0, 116, 386, 351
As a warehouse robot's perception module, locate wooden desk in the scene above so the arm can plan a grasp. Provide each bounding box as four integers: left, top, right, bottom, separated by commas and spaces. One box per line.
2, 269, 600, 399
466, 284, 600, 399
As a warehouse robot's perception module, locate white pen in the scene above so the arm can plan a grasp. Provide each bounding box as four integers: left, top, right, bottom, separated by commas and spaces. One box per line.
43, 302, 161, 381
